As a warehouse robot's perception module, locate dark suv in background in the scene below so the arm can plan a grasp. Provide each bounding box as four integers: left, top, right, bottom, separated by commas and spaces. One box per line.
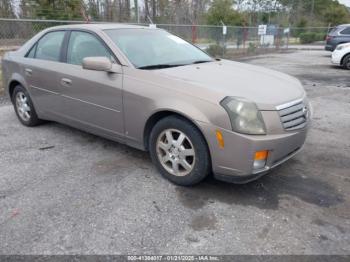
325, 24, 350, 51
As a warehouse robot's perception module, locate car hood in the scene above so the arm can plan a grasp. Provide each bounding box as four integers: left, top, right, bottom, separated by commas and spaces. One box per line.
155, 60, 305, 110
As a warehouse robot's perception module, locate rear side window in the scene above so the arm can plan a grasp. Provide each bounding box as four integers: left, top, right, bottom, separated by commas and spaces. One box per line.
328, 27, 337, 34
340, 27, 350, 35
35, 31, 65, 62
67, 31, 115, 65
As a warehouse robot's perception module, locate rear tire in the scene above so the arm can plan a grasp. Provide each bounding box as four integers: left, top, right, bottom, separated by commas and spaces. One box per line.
149, 115, 211, 186
12, 85, 42, 126
342, 54, 350, 70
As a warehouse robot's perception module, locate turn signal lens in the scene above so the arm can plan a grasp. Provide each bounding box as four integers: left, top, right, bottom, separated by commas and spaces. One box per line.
253, 150, 269, 170
216, 130, 225, 148
254, 150, 269, 161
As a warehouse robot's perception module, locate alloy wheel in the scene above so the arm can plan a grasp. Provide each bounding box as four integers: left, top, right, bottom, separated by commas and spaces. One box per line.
15, 91, 31, 122
346, 58, 350, 70
156, 129, 196, 177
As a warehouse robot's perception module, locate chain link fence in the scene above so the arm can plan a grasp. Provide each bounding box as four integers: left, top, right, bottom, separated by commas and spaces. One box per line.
0, 18, 330, 95
0, 18, 329, 58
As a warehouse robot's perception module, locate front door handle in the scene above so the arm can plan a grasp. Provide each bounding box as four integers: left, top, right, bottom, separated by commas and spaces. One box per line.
61, 78, 72, 87
25, 68, 32, 76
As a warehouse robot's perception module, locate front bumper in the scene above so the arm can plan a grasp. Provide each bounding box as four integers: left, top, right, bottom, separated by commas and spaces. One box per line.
197, 111, 310, 184
214, 145, 303, 184
331, 51, 342, 65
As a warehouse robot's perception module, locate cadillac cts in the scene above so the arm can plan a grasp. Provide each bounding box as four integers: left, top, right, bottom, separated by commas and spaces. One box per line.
1, 24, 311, 186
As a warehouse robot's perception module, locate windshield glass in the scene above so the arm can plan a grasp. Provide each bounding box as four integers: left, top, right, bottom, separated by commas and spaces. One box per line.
105, 29, 213, 69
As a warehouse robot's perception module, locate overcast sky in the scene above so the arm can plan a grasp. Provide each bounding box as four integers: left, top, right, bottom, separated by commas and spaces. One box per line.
339, 0, 350, 7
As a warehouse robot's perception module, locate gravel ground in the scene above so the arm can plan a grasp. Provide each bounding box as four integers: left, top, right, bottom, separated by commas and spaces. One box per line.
0, 95, 9, 106
0, 50, 349, 255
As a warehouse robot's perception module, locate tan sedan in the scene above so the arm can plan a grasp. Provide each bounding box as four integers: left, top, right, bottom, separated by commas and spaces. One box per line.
1, 24, 311, 186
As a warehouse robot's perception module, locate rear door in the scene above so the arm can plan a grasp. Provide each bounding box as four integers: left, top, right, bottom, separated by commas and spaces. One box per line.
22, 30, 67, 116
56, 30, 124, 139
339, 27, 350, 44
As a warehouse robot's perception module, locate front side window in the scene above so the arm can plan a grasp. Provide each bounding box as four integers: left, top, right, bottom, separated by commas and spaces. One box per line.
67, 31, 115, 65
35, 31, 65, 62
105, 29, 213, 69
26, 45, 36, 58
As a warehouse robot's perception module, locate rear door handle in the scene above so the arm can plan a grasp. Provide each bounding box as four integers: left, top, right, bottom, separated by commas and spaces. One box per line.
61, 78, 72, 87
25, 68, 32, 76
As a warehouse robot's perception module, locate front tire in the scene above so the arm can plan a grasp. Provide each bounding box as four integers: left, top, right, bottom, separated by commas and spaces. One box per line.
149, 115, 211, 186
342, 54, 350, 70
12, 85, 42, 126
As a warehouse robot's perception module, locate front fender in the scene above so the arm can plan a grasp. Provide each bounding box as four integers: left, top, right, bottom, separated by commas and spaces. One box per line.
150, 98, 212, 124
122, 68, 232, 150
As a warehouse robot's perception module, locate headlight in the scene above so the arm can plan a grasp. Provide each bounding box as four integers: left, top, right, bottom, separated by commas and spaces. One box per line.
220, 97, 266, 135
336, 44, 350, 50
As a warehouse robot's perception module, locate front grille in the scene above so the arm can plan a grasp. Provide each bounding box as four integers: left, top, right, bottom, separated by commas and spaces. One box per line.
278, 101, 308, 131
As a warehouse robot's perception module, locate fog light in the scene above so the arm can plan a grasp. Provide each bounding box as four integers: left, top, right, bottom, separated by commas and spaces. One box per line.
253, 150, 268, 170
253, 159, 267, 170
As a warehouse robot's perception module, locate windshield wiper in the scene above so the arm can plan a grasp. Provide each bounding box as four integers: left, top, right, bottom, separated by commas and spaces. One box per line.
138, 64, 185, 70
138, 60, 213, 70
191, 60, 213, 64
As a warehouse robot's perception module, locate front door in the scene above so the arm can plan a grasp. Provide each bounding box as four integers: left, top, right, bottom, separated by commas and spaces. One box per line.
56, 30, 124, 139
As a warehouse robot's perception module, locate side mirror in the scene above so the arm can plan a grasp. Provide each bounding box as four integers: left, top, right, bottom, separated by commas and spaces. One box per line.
82, 57, 121, 73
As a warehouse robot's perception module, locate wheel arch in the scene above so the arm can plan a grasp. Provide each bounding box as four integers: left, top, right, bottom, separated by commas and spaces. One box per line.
8, 80, 22, 100
7, 73, 28, 100
143, 110, 208, 152
341, 52, 350, 66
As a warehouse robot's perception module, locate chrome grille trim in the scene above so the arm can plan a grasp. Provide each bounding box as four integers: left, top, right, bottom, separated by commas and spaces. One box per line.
275, 98, 303, 111
277, 100, 308, 131
280, 109, 304, 122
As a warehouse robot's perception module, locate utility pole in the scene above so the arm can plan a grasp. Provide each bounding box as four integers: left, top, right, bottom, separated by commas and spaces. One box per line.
134, 0, 139, 23
311, 0, 315, 24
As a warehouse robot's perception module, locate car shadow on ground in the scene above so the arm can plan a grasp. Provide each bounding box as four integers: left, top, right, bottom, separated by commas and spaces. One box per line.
42, 122, 344, 212
329, 65, 348, 71
176, 165, 344, 211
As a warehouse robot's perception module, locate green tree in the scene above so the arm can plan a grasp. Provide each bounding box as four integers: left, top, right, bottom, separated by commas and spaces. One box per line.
86, 0, 100, 20
323, 3, 350, 26
277, 0, 350, 27
206, 0, 245, 26
24, 0, 83, 20
206, 0, 245, 50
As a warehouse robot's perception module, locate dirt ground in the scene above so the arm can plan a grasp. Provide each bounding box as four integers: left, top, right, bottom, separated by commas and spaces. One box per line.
0, 50, 349, 255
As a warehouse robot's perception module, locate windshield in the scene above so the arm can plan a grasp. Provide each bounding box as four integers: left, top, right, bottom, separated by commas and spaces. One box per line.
105, 28, 213, 69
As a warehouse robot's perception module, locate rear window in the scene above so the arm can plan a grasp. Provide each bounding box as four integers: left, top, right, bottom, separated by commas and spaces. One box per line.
328, 27, 338, 35
340, 27, 350, 35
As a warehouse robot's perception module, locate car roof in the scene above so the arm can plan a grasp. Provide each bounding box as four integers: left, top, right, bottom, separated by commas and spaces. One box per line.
47, 23, 150, 31
337, 24, 350, 28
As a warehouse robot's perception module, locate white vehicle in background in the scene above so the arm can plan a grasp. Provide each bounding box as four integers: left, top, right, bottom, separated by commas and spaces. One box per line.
332, 43, 350, 70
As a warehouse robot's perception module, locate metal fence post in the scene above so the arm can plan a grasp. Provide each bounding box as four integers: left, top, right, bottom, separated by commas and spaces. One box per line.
221, 21, 226, 58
